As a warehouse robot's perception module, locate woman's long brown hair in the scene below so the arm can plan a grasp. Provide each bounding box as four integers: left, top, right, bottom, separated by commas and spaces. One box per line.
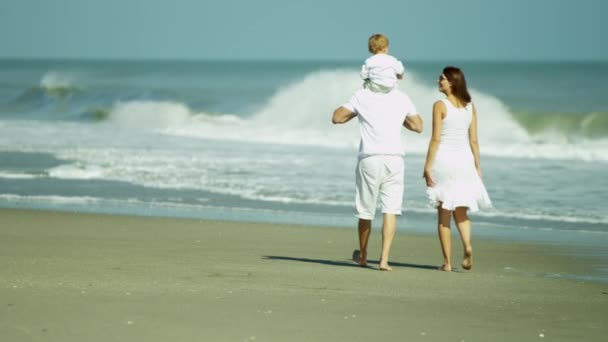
443, 66, 471, 105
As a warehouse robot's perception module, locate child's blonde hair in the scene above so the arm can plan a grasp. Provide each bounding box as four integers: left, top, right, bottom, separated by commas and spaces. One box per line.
368, 34, 389, 54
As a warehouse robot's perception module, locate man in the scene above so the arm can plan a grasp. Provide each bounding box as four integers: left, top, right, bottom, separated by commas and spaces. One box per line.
332, 87, 422, 271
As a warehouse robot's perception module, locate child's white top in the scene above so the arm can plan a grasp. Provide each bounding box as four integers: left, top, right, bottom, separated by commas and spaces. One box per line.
360, 54, 404, 89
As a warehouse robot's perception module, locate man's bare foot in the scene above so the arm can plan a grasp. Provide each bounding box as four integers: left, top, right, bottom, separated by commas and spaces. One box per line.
437, 264, 452, 272
379, 260, 392, 271
462, 247, 473, 270
352, 249, 368, 267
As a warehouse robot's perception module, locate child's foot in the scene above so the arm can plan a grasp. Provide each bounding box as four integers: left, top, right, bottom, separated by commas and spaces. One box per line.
352, 249, 368, 267
462, 247, 473, 270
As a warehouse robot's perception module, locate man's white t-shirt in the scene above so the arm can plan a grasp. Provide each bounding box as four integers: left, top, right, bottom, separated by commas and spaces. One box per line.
360, 54, 404, 89
342, 88, 418, 157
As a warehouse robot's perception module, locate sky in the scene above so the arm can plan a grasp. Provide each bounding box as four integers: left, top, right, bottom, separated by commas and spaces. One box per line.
1, 0, 606, 61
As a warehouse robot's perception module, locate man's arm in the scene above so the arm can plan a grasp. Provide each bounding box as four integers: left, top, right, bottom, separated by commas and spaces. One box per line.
403, 114, 423, 133
332, 106, 357, 124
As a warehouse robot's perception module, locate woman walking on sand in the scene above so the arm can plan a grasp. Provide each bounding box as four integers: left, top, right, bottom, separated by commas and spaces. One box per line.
423, 66, 492, 272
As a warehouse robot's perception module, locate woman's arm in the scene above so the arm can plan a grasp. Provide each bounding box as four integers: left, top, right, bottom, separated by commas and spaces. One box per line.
423, 101, 445, 187
469, 104, 482, 178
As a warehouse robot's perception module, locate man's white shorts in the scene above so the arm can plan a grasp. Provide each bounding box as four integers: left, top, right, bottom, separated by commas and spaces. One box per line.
355, 155, 404, 220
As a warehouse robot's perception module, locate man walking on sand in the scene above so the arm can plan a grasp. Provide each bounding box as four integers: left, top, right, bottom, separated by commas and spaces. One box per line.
332, 85, 422, 271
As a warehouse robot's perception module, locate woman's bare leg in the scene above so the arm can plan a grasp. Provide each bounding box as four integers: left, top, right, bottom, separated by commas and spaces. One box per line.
437, 206, 452, 271
453, 207, 473, 270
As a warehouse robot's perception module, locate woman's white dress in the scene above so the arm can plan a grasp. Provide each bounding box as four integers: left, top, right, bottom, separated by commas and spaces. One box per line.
426, 99, 492, 212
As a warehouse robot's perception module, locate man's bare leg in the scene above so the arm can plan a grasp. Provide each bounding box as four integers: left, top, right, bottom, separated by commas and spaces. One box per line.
454, 207, 473, 270
438, 207, 452, 271
379, 213, 396, 271
354, 219, 371, 267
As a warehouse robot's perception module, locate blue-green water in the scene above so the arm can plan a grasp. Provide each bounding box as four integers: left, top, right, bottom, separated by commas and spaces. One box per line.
0, 59, 607, 281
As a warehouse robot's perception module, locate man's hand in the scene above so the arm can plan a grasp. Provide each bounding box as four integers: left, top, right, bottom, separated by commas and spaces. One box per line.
332, 107, 357, 124
403, 115, 423, 133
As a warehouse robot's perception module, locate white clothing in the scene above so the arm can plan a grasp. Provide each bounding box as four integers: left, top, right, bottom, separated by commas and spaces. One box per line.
342, 88, 418, 157
426, 99, 492, 212
342, 88, 419, 219
360, 54, 404, 92
355, 155, 404, 219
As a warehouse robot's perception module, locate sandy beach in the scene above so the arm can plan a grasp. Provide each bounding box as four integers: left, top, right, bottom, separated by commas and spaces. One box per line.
0, 208, 606, 341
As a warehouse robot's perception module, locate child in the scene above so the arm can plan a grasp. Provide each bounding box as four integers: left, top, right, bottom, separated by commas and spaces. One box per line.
360, 34, 404, 93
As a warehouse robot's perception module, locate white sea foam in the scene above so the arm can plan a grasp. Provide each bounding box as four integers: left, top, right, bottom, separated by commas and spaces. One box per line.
1, 191, 606, 231
0, 172, 40, 179
108, 101, 192, 129
48, 163, 106, 180
0, 194, 101, 204
101, 70, 608, 162
473, 210, 608, 226
381, 203, 608, 226
40, 71, 78, 90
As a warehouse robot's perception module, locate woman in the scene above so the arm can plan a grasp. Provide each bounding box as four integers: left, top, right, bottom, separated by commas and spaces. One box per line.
423, 66, 492, 272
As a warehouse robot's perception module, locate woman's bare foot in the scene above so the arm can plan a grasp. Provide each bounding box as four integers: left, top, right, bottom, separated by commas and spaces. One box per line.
437, 264, 452, 272
462, 247, 473, 270
379, 260, 392, 271
352, 249, 368, 267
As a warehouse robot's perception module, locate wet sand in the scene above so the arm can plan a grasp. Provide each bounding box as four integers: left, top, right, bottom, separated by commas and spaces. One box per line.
1, 208, 606, 341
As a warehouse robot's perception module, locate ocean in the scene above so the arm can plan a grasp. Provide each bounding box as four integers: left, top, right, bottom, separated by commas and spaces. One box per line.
0, 59, 607, 281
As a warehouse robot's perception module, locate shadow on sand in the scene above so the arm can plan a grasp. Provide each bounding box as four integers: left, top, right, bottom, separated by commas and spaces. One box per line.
263, 255, 444, 271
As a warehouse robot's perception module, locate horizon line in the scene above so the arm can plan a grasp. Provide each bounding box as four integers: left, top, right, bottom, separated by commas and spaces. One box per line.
1, 56, 607, 64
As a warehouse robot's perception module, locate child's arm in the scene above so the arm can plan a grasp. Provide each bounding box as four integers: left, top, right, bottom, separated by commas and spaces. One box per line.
396, 60, 405, 80
360, 64, 369, 80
